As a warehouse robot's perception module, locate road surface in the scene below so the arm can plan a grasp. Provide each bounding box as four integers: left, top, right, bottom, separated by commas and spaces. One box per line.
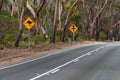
0, 42, 120, 80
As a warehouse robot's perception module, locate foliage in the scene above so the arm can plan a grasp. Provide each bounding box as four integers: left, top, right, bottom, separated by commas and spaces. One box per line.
0, 12, 18, 48
3, 34, 16, 41
65, 2, 71, 9
99, 31, 107, 40
76, 34, 86, 42
28, 1, 36, 9
32, 34, 49, 45
33, 34, 43, 42
0, 0, 120, 48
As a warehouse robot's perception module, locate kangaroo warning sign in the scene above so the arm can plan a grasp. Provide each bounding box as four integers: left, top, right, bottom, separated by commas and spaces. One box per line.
23, 17, 35, 30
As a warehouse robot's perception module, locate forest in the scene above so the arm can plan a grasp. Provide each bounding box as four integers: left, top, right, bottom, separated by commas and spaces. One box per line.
0, 0, 120, 49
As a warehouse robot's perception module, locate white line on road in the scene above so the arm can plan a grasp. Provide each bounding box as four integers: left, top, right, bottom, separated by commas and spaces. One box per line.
51, 69, 60, 74
30, 47, 103, 80
74, 59, 79, 62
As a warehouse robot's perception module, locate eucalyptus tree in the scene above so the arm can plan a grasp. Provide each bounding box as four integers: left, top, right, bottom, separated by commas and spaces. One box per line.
0, 0, 3, 13
14, 0, 27, 47
61, 0, 81, 42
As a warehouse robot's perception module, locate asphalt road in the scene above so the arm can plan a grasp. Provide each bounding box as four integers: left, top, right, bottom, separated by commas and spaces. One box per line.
0, 42, 120, 80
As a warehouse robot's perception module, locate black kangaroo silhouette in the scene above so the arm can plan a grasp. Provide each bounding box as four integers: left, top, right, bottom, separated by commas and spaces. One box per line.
26, 21, 32, 25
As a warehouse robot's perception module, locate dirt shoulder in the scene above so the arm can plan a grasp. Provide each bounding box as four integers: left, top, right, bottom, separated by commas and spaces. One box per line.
0, 41, 102, 68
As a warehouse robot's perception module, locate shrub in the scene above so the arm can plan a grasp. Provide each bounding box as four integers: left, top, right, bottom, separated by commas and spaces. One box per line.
99, 31, 107, 40
3, 34, 16, 47
76, 34, 86, 42
0, 12, 18, 48
65, 2, 71, 9
3, 34, 16, 41
33, 34, 49, 45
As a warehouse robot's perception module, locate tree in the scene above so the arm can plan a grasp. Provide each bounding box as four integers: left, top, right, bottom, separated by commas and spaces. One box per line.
27, 0, 49, 39
14, 0, 27, 47
51, 0, 59, 43
0, 0, 3, 13
61, 0, 80, 42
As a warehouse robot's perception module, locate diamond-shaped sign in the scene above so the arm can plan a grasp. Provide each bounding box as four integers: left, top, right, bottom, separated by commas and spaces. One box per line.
69, 24, 78, 33
23, 17, 35, 30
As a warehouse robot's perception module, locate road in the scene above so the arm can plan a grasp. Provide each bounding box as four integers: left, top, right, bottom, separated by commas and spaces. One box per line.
0, 43, 120, 80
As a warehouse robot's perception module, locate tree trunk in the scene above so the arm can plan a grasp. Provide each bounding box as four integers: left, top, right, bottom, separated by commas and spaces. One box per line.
14, 29, 24, 47
34, 14, 40, 34
89, 0, 108, 39
26, 1, 36, 17
61, 0, 79, 42
51, 0, 58, 43
16, 0, 20, 20
0, 0, 3, 13
58, 0, 63, 41
14, 5, 25, 47
10, 0, 16, 16
95, 15, 101, 40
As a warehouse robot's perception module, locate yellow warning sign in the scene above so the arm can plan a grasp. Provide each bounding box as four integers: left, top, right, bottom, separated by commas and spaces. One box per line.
69, 24, 78, 33
23, 17, 35, 30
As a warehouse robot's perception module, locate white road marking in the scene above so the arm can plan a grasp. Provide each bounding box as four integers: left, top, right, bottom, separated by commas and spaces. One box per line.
51, 69, 60, 74
30, 47, 103, 80
74, 59, 79, 62
86, 52, 91, 56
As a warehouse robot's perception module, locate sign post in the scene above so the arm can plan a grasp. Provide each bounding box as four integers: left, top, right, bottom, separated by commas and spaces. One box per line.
73, 32, 75, 42
69, 24, 78, 42
23, 17, 35, 48
28, 30, 30, 48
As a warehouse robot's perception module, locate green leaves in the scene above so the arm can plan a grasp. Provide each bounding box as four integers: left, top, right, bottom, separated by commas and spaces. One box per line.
3, 34, 16, 41
99, 31, 107, 40
65, 2, 71, 9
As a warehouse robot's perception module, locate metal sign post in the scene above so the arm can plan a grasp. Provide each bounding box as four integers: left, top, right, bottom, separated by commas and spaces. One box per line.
73, 33, 75, 42
28, 30, 30, 48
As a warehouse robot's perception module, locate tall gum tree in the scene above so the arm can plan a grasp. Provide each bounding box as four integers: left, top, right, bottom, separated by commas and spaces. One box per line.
14, 0, 27, 47
27, 0, 49, 39
0, 0, 3, 13
61, 0, 80, 42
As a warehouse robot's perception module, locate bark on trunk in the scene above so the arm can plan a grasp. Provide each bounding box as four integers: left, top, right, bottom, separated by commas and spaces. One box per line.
0, 0, 3, 13
14, 5, 25, 47
16, 0, 20, 20
10, 0, 16, 16
14, 29, 24, 47
61, 0, 79, 42
51, 0, 58, 43
58, 0, 63, 41
89, 0, 108, 39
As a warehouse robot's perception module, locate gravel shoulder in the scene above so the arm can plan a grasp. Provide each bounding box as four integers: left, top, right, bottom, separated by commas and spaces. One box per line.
0, 41, 102, 68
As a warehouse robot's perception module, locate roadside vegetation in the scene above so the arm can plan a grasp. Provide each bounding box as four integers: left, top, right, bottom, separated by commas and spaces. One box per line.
0, 0, 120, 49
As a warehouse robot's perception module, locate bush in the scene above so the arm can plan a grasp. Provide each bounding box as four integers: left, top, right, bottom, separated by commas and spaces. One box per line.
19, 41, 28, 47
65, 2, 71, 9
99, 31, 107, 40
33, 34, 43, 42
3, 34, 16, 47
3, 34, 16, 41
32, 34, 49, 45
0, 12, 18, 48
76, 34, 86, 42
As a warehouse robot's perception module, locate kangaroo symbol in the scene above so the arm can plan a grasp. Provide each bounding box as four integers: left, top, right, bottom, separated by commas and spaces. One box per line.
26, 20, 32, 25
